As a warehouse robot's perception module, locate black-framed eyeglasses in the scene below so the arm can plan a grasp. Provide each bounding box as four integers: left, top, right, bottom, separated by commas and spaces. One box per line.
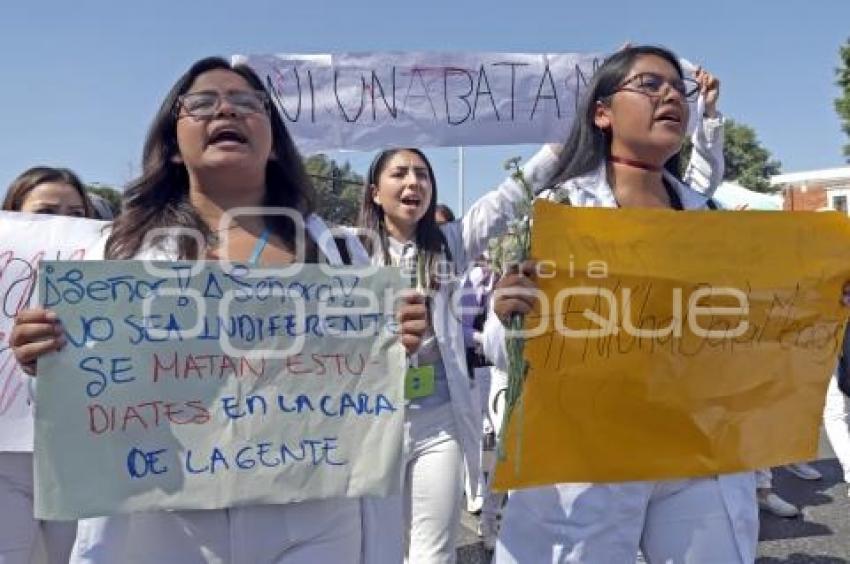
175, 90, 270, 118
612, 72, 700, 102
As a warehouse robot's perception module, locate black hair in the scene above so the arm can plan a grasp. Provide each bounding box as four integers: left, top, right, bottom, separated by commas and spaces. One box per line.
435, 204, 456, 223
358, 148, 453, 287
549, 45, 686, 187
105, 56, 315, 259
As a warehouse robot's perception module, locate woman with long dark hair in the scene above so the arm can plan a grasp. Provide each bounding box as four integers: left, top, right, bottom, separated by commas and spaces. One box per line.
356, 146, 561, 562
10, 56, 428, 564
482, 45, 760, 563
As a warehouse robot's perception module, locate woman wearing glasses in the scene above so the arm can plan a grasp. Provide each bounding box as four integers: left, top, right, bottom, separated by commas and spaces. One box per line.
350, 51, 726, 563
482, 45, 759, 563
10, 56, 428, 564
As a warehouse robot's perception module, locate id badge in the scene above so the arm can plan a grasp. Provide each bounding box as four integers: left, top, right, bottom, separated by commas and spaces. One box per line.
405, 364, 435, 400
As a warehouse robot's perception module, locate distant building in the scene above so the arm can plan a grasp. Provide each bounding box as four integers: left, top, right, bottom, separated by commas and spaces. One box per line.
771, 167, 850, 213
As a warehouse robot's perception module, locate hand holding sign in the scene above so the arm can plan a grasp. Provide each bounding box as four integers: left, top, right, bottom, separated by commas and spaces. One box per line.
397, 290, 428, 354
492, 261, 539, 325
10, 308, 65, 376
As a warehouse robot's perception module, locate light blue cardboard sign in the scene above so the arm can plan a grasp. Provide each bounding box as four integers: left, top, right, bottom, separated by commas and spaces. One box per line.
34, 260, 406, 519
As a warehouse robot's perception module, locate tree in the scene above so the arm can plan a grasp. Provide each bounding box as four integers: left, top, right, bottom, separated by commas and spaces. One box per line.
681, 118, 781, 193
721, 119, 782, 192
304, 155, 363, 225
86, 183, 123, 216
836, 37, 850, 162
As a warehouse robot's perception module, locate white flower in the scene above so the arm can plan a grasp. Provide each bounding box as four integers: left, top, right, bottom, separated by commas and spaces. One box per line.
494, 156, 536, 461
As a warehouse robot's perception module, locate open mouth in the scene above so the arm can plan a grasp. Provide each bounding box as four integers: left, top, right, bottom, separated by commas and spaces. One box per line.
654, 109, 682, 125
400, 196, 421, 207
208, 127, 248, 146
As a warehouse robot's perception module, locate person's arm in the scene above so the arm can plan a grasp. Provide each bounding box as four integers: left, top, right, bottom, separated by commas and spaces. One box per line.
683, 67, 724, 197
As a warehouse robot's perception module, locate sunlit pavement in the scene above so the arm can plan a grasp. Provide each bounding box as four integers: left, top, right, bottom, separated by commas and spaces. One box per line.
458, 432, 850, 563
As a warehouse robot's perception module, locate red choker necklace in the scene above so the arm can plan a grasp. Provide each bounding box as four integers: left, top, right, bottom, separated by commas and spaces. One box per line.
609, 155, 662, 172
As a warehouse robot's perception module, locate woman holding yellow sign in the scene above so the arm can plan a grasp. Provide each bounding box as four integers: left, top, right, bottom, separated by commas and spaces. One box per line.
483, 45, 759, 563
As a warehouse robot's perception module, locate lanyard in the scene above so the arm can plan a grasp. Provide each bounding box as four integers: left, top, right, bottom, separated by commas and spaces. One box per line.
248, 227, 271, 266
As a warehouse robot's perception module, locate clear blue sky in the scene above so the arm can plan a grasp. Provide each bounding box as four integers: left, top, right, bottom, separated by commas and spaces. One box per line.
0, 0, 847, 212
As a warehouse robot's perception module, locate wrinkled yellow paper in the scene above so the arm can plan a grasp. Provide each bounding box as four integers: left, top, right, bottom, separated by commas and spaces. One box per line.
494, 200, 850, 489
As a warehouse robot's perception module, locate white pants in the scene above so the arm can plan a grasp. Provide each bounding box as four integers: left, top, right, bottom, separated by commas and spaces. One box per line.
404, 403, 464, 564
463, 369, 487, 508
823, 374, 850, 482
495, 476, 757, 564
0, 452, 76, 564
481, 367, 508, 524
70, 498, 361, 564
464, 367, 495, 508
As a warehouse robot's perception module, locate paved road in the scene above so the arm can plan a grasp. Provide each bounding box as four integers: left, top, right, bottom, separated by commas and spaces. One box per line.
458, 433, 850, 563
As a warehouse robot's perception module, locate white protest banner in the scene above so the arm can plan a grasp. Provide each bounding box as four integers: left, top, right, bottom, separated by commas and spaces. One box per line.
0, 212, 105, 452
34, 260, 406, 519
238, 51, 605, 152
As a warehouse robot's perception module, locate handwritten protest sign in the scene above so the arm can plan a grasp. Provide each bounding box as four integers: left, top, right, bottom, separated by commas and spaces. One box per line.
34, 261, 406, 519
0, 212, 104, 452
238, 52, 604, 152
494, 200, 850, 489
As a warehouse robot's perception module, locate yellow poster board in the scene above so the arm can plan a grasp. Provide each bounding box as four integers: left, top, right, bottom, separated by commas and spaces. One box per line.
494, 200, 850, 489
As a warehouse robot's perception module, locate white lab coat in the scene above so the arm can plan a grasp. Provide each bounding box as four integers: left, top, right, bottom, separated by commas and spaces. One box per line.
481, 164, 758, 563
354, 147, 563, 563
683, 114, 725, 197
